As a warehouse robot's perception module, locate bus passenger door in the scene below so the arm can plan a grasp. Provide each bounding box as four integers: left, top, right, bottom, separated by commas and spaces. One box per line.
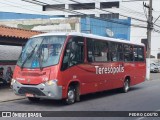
60, 36, 84, 89
85, 39, 112, 92
109, 43, 125, 89
133, 46, 146, 85
124, 44, 137, 86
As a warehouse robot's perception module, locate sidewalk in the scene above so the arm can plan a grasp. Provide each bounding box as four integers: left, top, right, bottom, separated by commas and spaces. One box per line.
0, 85, 25, 102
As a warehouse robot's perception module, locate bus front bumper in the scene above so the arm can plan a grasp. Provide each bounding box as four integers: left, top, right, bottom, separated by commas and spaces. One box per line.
11, 79, 62, 100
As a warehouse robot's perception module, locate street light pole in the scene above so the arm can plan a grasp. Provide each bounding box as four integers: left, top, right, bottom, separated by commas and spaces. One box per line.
144, 0, 153, 80
146, 0, 153, 58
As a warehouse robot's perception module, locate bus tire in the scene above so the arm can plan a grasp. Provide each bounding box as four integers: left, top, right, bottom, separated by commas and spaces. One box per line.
65, 86, 76, 105
75, 85, 80, 102
122, 79, 130, 93
27, 97, 40, 102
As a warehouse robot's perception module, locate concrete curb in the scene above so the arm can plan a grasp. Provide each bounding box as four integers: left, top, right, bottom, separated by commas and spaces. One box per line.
0, 97, 26, 103
145, 78, 160, 81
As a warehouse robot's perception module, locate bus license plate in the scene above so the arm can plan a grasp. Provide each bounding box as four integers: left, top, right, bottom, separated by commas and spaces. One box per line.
25, 93, 34, 97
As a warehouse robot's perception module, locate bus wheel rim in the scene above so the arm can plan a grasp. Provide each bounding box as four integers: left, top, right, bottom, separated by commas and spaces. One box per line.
68, 90, 75, 102
125, 80, 129, 91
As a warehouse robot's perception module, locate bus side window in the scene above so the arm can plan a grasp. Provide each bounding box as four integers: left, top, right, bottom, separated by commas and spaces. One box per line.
117, 44, 123, 61
109, 43, 123, 62
94, 41, 109, 62
133, 46, 144, 62
87, 39, 110, 62
61, 36, 84, 70
124, 44, 133, 62
138, 47, 144, 61
133, 46, 138, 61
110, 42, 118, 62
87, 38, 94, 62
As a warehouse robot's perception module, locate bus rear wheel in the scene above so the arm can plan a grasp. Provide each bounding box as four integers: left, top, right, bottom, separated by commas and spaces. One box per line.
122, 79, 130, 93
27, 97, 40, 102
65, 86, 76, 105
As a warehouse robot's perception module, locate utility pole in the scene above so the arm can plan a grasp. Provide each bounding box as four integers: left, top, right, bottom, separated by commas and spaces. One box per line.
143, 0, 153, 80
146, 0, 153, 58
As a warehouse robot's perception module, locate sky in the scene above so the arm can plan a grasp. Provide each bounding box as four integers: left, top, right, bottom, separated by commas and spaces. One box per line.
0, 0, 160, 58
0, 0, 43, 15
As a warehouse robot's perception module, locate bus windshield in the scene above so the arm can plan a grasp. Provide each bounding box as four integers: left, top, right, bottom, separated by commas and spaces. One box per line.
17, 36, 66, 69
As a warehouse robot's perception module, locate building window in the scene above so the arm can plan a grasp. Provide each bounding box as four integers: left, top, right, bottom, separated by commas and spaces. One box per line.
158, 53, 160, 59
69, 14, 95, 18
43, 4, 65, 11
100, 2, 119, 9
100, 13, 119, 19
69, 3, 95, 10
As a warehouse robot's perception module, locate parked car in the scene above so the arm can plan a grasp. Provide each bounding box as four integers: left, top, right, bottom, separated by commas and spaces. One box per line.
150, 63, 159, 73
157, 63, 160, 72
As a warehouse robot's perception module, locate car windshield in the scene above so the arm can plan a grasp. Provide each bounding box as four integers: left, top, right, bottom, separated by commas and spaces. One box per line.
17, 36, 66, 68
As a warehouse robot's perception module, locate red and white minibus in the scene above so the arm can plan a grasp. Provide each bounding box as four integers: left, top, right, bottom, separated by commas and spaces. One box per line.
11, 32, 146, 104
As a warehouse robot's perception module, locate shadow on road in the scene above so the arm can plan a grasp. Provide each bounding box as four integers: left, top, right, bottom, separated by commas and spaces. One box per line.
15, 86, 142, 107
79, 87, 141, 102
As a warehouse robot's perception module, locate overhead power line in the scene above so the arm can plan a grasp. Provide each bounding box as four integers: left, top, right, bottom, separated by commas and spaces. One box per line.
19, 0, 147, 28
154, 15, 160, 24
51, 0, 148, 28
154, 29, 160, 33
0, 1, 51, 16
52, 0, 160, 34
22, 0, 148, 26
69, 0, 147, 23
70, 0, 160, 30
22, 0, 47, 6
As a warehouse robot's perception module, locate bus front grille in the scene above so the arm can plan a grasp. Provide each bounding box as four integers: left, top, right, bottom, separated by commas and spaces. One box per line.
18, 87, 45, 96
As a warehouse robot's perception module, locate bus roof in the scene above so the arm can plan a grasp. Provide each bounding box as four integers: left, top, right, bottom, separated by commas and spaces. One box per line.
32, 32, 144, 46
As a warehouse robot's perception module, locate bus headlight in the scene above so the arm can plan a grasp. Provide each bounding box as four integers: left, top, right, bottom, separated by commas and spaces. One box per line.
46, 80, 58, 86
11, 79, 16, 85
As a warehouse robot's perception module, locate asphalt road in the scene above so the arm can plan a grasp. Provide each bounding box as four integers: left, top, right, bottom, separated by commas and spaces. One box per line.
0, 73, 160, 120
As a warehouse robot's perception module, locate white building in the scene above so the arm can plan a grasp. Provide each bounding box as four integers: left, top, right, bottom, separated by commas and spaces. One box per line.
0, 0, 160, 58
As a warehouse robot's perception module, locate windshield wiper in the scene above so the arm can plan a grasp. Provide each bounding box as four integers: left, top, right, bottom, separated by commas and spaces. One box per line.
36, 51, 43, 71
34, 38, 44, 71
21, 45, 37, 70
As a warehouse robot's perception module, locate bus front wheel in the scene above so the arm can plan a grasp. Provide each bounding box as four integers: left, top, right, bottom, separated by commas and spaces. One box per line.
65, 86, 76, 105
122, 79, 130, 93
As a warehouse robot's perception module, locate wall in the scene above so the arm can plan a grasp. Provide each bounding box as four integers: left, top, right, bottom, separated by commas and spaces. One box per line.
0, 12, 56, 20
0, 12, 131, 40
0, 18, 81, 32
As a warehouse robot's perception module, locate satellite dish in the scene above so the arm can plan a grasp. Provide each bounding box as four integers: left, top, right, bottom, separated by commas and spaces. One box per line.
106, 29, 114, 37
